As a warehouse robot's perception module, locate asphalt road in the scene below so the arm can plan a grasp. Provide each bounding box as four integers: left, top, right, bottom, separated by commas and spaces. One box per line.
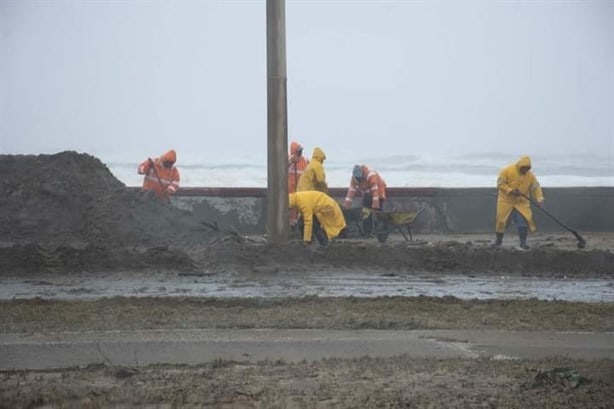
2, 329, 613, 370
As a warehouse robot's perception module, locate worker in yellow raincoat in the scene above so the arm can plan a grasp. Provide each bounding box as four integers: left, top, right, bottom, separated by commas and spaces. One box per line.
297, 147, 328, 193
289, 191, 346, 246
495, 156, 544, 249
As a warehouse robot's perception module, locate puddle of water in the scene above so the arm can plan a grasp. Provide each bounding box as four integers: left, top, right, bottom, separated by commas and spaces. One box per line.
0, 271, 613, 302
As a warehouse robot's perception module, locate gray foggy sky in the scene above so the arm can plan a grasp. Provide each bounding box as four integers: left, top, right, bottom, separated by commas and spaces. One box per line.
1, 0, 612, 159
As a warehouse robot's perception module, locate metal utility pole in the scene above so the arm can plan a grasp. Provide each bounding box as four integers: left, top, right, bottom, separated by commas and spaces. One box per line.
266, 0, 288, 244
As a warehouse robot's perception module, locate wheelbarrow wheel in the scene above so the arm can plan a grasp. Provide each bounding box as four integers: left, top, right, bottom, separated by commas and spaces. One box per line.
377, 232, 389, 243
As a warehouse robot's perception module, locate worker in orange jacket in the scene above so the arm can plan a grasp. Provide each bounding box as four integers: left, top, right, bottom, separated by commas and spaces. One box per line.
288, 141, 309, 225
288, 141, 309, 194
343, 164, 387, 234
137, 149, 180, 200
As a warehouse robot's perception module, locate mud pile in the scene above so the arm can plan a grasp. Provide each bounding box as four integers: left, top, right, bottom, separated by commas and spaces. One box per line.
193, 238, 614, 276
0, 151, 212, 247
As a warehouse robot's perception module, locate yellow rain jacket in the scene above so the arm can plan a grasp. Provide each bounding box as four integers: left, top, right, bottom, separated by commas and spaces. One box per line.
289, 191, 346, 243
297, 147, 328, 193
496, 156, 544, 233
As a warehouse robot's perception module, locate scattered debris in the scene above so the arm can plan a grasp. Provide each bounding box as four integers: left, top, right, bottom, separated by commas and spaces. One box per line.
531, 367, 591, 389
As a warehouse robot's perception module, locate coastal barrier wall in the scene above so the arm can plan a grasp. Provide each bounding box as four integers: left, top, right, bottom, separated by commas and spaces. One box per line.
152, 187, 614, 234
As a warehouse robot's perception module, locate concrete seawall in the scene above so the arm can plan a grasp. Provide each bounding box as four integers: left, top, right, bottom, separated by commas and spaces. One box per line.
133, 187, 614, 234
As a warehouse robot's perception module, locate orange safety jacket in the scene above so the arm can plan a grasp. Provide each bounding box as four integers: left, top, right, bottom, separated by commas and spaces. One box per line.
137, 150, 180, 199
344, 165, 387, 209
288, 141, 309, 194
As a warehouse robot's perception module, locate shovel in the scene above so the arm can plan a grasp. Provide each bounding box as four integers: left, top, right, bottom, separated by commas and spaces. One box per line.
148, 158, 170, 202
521, 193, 586, 249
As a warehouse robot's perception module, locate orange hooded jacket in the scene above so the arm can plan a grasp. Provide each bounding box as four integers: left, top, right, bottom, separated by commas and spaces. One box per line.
343, 165, 387, 210
288, 141, 309, 194
137, 149, 180, 200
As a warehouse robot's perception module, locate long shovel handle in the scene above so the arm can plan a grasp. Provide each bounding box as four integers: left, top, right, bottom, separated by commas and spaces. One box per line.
521, 193, 586, 248
148, 158, 170, 202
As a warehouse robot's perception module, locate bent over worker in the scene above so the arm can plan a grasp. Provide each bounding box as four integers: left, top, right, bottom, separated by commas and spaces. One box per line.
343, 164, 387, 235
289, 191, 346, 246
137, 149, 180, 200
495, 155, 544, 249
297, 147, 328, 193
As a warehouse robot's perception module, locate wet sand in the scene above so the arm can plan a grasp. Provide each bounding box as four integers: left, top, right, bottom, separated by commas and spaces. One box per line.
2, 231, 613, 277
1, 267, 613, 302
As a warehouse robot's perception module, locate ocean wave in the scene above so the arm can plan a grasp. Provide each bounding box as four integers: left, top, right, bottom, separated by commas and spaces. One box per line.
101, 151, 613, 188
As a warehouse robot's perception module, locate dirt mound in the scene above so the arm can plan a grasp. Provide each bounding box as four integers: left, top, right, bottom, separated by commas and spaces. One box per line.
0, 244, 198, 273
0, 151, 212, 247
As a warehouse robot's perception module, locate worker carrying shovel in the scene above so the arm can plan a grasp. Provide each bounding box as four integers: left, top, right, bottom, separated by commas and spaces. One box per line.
137, 149, 180, 201
495, 155, 544, 249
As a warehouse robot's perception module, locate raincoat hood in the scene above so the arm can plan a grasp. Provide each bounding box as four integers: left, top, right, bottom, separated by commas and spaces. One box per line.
312, 147, 326, 163
515, 156, 531, 171
290, 141, 303, 155
161, 150, 177, 164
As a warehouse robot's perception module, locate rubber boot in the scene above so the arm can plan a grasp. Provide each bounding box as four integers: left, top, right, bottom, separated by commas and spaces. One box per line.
494, 233, 503, 246
518, 227, 529, 250
314, 227, 329, 247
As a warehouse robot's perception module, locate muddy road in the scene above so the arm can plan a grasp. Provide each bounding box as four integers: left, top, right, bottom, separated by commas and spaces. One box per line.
2, 268, 613, 302
2, 152, 613, 408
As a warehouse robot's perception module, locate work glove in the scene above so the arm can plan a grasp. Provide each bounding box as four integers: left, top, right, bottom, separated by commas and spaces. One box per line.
510, 189, 521, 197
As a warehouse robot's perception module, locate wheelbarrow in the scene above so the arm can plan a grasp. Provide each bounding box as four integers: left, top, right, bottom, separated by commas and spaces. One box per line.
362, 208, 425, 243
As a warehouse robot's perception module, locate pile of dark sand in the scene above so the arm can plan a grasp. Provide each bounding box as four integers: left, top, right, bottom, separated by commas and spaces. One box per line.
0, 151, 211, 247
